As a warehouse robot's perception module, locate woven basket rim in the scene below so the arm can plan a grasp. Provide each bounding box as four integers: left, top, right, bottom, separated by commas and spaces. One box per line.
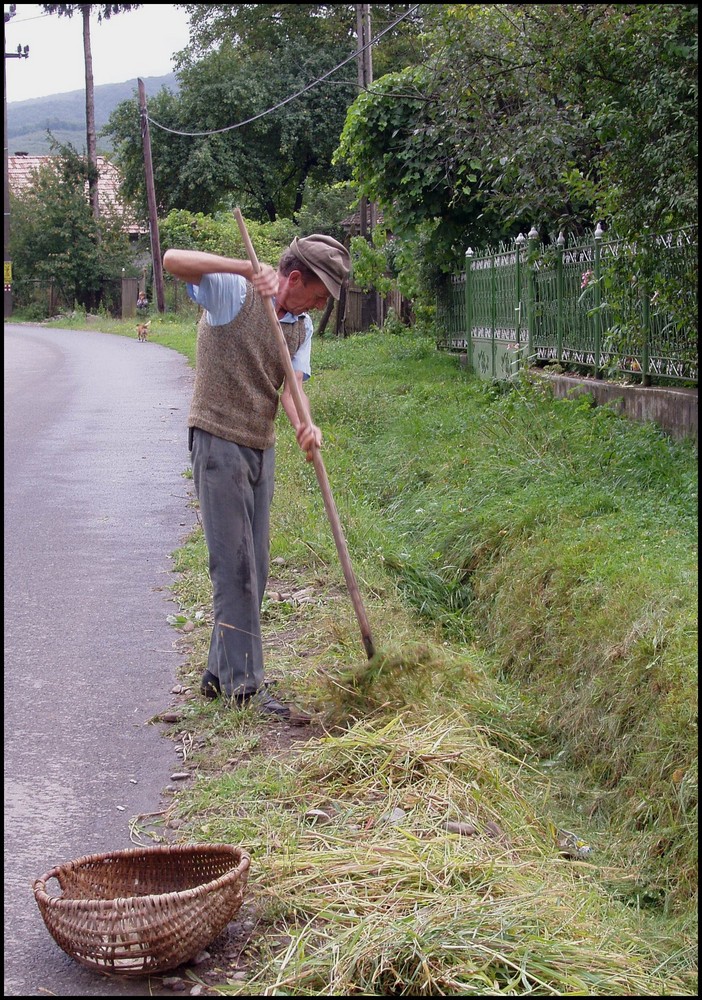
33, 842, 250, 908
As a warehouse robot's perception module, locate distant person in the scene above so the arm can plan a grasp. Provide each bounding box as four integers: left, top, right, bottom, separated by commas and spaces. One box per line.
136, 290, 149, 314
163, 234, 350, 718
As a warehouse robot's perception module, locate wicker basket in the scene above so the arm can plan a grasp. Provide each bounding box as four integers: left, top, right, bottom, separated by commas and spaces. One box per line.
33, 843, 250, 976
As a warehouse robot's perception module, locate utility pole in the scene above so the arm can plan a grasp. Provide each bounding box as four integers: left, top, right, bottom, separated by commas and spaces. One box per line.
356, 4, 373, 242
138, 78, 165, 313
4, 4, 29, 318
356, 4, 379, 327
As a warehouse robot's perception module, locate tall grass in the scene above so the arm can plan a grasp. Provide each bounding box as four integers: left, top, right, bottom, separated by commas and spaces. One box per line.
301, 332, 697, 910
67, 316, 696, 993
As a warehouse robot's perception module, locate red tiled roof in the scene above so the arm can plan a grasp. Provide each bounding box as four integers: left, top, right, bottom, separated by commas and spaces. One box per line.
8, 154, 146, 235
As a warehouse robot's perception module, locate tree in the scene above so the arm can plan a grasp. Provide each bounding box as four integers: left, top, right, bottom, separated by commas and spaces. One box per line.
9, 145, 133, 311
176, 4, 421, 76
568, 3, 698, 233
336, 4, 698, 274
104, 38, 358, 221
39, 4, 143, 221
103, 4, 422, 221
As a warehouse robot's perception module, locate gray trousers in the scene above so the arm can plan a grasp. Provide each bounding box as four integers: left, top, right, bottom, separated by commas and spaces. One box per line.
190, 428, 275, 697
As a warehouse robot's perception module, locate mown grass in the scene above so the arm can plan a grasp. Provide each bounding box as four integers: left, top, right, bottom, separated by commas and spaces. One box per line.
30, 310, 697, 994
176, 716, 695, 996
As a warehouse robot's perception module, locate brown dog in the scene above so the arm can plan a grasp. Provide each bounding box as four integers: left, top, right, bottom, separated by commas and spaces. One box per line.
137, 320, 151, 342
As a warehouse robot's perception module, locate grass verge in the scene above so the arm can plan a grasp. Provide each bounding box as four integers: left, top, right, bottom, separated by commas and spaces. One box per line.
33, 312, 696, 994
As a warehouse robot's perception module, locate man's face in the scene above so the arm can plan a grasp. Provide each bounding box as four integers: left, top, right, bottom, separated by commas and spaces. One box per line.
277, 270, 330, 315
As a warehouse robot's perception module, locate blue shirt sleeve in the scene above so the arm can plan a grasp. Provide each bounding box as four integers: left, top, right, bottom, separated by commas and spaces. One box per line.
186, 272, 247, 326
287, 314, 313, 381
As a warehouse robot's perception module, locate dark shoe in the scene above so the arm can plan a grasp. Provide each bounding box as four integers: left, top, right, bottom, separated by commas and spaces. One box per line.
224, 685, 292, 720
200, 670, 221, 699
246, 688, 291, 719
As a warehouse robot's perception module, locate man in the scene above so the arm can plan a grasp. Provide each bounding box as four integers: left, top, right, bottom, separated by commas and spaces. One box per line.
163, 233, 351, 719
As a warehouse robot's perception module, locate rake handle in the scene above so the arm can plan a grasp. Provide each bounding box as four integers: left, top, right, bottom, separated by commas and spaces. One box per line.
234, 208, 375, 660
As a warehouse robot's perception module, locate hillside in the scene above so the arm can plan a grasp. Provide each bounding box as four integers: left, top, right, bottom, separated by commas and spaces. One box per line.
6, 72, 178, 156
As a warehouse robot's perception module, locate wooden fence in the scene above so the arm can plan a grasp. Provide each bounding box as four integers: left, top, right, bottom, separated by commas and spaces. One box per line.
338, 283, 410, 335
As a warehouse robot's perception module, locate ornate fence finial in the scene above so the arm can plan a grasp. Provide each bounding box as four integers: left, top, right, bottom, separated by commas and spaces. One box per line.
557, 231, 566, 247
515, 233, 526, 247
528, 226, 539, 240
465, 247, 474, 258
594, 222, 604, 239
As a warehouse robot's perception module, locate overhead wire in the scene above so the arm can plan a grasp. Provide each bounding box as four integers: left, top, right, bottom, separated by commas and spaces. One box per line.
146, 4, 421, 139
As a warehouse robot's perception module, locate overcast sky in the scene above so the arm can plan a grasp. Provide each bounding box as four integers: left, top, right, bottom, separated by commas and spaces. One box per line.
4, 4, 192, 103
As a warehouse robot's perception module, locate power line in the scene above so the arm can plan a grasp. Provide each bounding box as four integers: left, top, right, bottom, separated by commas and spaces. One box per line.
147, 4, 421, 139
3, 8, 48, 24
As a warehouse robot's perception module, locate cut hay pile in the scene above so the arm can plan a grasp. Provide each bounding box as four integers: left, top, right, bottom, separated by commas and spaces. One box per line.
212, 714, 696, 996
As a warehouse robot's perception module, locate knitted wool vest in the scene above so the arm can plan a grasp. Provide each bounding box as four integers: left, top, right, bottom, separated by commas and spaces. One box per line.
188, 283, 307, 450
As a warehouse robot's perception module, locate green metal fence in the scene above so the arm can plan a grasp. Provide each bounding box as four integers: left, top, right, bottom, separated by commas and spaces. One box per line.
437, 226, 698, 386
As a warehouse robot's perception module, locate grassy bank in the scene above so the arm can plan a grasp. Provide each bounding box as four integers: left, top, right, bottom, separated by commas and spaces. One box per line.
32, 312, 698, 993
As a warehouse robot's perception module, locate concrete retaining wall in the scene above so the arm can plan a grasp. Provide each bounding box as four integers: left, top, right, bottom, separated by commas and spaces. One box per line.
536, 372, 697, 444
456, 353, 698, 443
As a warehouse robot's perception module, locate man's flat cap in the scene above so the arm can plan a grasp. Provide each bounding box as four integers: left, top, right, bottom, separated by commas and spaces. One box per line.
289, 234, 351, 299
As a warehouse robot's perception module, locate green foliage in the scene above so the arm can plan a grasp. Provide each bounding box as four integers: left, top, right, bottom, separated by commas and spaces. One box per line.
105, 34, 358, 220
336, 66, 491, 244
348, 219, 455, 321
104, 5, 422, 222
9, 146, 133, 310
388, 220, 449, 307
40, 4, 144, 22
178, 4, 421, 73
159, 200, 359, 267
293, 180, 356, 243
104, 86, 186, 219
158, 208, 294, 265
159, 209, 244, 257
336, 4, 698, 273
349, 233, 393, 295
581, 4, 698, 233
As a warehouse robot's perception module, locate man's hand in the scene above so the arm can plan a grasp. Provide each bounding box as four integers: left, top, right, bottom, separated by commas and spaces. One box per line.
296, 422, 322, 462
251, 263, 279, 298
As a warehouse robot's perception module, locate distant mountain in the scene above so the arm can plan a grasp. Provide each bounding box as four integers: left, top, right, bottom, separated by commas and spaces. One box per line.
6, 73, 179, 156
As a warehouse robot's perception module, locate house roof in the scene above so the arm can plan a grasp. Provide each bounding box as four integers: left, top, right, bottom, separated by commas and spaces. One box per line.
341, 205, 385, 234
7, 153, 146, 235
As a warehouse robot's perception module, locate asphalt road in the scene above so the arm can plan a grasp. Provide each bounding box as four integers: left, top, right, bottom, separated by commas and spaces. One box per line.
4, 324, 198, 996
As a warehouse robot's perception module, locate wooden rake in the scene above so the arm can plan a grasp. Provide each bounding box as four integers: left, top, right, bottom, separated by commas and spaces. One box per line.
234, 208, 375, 660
